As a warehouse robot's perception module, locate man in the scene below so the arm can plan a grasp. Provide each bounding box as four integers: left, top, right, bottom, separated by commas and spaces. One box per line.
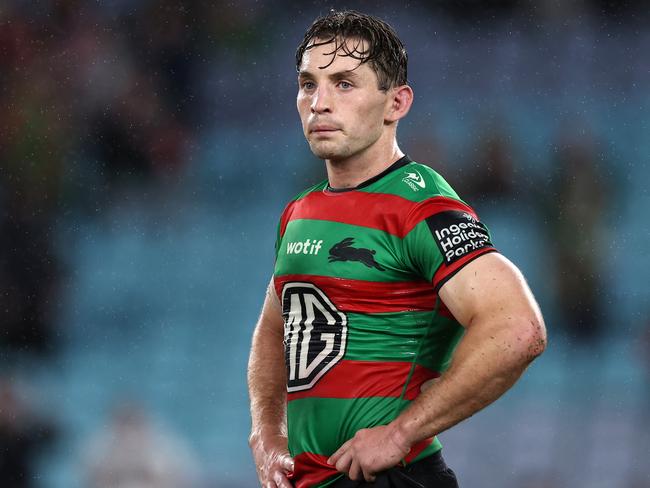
248, 10, 546, 488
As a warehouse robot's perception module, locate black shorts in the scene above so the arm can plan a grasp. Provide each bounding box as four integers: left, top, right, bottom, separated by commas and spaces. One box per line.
328, 451, 459, 488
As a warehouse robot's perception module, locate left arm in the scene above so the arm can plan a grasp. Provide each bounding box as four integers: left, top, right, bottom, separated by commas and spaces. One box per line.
328, 253, 547, 481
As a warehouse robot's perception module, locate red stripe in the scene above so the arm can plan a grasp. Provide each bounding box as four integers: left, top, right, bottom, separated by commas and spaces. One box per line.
287, 360, 440, 401
280, 190, 417, 237
404, 437, 434, 463
432, 248, 497, 291
403, 196, 477, 236
289, 440, 435, 488
281, 192, 478, 239
290, 452, 337, 488
275, 274, 455, 318
437, 300, 453, 319
275, 274, 440, 314
279, 199, 299, 237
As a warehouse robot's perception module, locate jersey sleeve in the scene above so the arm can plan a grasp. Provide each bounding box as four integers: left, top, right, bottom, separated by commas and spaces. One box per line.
401, 196, 498, 291
274, 199, 297, 262
274, 220, 282, 262
274, 180, 327, 262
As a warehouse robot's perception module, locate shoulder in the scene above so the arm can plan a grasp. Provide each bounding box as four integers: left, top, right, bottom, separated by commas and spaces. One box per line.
394, 162, 479, 229
377, 160, 465, 205
400, 161, 471, 211
291, 179, 329, 203
276, 179, 328, 236
279, 179, 328, 215
404, 161, 461, 201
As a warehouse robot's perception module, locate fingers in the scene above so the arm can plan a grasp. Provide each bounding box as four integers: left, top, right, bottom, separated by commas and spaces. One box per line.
280, 454, 295, 473
257, 453, 294, 488
272, 470, 293, 488
361, 465, 376, 483
260, 468, 292, 488
336, 451, 376, 483
333, 448, 353, 475
328, 437, 353, 465
348, 458, 361, 481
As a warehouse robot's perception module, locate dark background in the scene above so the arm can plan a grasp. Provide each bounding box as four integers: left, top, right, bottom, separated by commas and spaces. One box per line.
1, 1, 649, 487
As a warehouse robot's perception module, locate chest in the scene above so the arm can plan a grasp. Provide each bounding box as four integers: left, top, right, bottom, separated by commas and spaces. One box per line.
275, 217, 412, 282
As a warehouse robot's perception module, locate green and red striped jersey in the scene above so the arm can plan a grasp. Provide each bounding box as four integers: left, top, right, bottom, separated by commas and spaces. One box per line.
273, 156, 497, 488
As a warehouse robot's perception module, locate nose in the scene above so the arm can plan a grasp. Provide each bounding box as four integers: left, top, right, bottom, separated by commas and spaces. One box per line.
311, 86, 331, 114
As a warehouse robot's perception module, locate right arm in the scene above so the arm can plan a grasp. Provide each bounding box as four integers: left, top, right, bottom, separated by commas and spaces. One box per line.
248, 278, 294, 488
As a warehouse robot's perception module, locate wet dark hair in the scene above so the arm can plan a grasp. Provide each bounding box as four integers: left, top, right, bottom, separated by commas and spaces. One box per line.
295, 10, 408, 91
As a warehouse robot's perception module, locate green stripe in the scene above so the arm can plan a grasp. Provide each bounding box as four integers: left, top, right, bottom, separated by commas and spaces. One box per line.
288, 396, 412, 456
275, 219, 414, 282
288, 396, 444, 485
344, 311, 464, 372
401, 220, 444, 283
286, 162, 461, 204
274, 220, 282, 260
356, 162, 462, 203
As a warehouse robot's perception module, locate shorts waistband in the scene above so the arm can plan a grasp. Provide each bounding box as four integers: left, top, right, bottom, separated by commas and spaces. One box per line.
404, 450, 448, 473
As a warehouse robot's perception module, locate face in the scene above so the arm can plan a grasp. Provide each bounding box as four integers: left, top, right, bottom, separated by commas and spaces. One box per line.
297, 38, 391, 162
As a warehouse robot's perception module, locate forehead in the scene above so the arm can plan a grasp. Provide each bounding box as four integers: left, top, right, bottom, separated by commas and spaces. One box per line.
299, 36, 375, 77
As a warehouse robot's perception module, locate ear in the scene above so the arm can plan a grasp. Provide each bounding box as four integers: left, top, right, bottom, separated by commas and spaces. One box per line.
385, 85, 413, 123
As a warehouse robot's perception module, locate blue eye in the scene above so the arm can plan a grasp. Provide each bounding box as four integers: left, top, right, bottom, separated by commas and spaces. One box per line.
302, 81, 315, 90
339, 81, 352, 89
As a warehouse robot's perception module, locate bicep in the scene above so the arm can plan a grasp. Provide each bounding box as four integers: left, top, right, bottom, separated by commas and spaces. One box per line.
254, 277, 284, 338
439, 253, 543, 330
249, 278, 286, 379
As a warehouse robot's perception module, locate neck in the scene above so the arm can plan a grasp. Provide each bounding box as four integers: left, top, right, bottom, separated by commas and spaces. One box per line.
325, 137, 404, 189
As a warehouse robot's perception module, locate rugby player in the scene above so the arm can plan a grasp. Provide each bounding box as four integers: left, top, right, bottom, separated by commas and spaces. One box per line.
248, 10, 546, 488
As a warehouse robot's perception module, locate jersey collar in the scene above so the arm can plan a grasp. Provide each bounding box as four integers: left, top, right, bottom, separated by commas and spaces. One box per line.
325, 155, 413, 193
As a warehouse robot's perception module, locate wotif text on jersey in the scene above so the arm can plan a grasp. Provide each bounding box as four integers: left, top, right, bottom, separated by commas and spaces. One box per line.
286, 239, 324, 255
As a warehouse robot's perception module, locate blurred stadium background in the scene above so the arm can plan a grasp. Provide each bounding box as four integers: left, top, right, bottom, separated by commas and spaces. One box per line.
1, 1, 649, 487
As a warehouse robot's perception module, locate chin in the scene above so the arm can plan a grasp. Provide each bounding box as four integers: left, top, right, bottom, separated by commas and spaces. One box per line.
309, 141, 350, 161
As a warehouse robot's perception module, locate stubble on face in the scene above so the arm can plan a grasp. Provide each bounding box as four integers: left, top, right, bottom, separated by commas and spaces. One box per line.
309, 137, 352, 162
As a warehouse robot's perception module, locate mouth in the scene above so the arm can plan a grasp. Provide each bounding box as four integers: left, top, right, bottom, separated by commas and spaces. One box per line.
309, 129, 340, 139
309, 124, 341, 134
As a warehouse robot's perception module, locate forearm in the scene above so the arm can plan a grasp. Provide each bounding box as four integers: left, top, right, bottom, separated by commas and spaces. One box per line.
391, 315, 545, 447
248, 327, 287, 438
327, 255, 546, 481
248, 282, 295, 487
248, 288, 288, 441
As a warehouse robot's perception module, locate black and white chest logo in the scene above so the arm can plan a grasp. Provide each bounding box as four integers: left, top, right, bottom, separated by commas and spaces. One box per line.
426, 210, 493, 264
328, 237, 385, 271
282, 282, 348, 392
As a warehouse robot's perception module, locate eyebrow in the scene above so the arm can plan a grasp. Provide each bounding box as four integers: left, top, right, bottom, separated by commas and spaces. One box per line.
298, 69, 361, 80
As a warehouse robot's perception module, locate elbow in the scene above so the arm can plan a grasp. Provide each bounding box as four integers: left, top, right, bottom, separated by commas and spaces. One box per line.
510, 315, 547, 363
523, 316, 547, 361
